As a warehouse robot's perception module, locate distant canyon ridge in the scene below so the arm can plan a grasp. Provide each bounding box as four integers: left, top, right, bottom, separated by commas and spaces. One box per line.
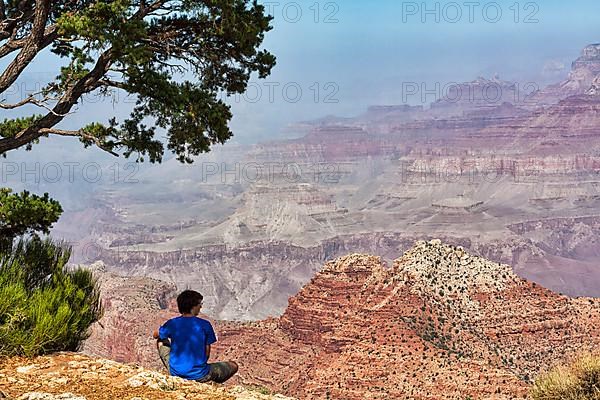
65, 43, 600, 321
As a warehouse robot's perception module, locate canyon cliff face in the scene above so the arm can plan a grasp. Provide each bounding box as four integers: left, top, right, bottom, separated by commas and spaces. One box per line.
211, 241, 600, 400
68, 42, 600, 322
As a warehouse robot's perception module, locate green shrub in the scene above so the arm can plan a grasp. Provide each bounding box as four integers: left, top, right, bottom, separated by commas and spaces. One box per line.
0, 237, 102, 356
531, 354, 600, 400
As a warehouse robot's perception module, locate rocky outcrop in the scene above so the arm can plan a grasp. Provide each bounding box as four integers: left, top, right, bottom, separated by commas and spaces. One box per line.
211, 240, 600, 400
528, 43, 600, 106
572, 44, 600, 74
0, 353, 293, 400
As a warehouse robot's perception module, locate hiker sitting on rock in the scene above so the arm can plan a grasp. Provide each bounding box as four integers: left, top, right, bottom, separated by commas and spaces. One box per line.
153, 290, 238, 383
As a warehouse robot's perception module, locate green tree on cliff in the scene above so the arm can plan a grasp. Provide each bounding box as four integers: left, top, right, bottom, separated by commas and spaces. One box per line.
0, 189, 100, 357
0, 237, 102, 356
0, 0, 276, 162
0, 0, 276, 242
0, 188, 62, 249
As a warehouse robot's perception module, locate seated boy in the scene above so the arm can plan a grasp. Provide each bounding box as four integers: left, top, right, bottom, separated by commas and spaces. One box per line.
154, 290, 238, 383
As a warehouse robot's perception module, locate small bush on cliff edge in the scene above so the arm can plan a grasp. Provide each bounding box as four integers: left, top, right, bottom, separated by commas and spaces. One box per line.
531, 354, 600, 400
0, 238, 102, 357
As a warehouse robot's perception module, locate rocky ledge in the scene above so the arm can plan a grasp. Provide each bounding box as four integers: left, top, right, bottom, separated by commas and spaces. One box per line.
0, 353, 292, 400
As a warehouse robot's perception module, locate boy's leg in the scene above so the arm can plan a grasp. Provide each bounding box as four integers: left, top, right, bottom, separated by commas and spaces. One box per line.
206, 361, 238, 384
157, 339, 171, 374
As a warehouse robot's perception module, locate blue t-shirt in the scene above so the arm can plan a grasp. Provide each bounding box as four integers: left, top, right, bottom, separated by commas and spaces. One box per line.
159, 316, 217, 380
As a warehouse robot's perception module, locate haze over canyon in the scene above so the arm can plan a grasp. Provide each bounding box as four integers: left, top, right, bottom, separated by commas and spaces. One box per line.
60, 43, 600, 321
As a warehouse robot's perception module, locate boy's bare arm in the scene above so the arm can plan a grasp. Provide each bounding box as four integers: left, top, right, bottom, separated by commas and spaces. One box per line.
206, 344, 211, 360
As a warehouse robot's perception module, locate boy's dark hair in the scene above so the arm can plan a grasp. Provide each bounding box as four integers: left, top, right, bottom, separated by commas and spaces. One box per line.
177, 290, 203, 314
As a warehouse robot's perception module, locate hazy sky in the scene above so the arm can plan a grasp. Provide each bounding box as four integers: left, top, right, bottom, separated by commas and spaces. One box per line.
234, 0, 600, 141
3, 0, 600, 160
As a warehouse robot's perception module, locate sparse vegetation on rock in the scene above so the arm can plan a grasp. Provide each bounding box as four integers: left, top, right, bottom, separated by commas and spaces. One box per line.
531, 354, 600, 400
206, 240, 600, 399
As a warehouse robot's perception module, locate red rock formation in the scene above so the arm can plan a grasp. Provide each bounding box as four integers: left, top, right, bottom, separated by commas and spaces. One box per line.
84, 240, 600, 398
211, 241, 600, 399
